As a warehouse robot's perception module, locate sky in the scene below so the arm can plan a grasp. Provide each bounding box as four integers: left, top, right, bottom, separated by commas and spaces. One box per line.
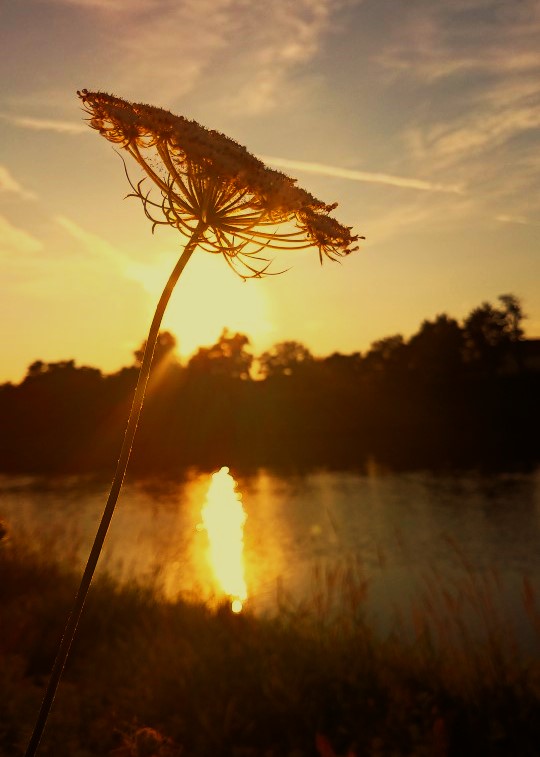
1, 0, 539, 383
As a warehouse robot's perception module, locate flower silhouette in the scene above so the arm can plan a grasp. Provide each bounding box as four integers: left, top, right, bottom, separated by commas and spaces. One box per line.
77, 89, 360, 277
25, 91, 361, 756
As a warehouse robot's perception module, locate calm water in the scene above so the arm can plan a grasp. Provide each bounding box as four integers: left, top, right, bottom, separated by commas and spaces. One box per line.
1, 467, 540, 645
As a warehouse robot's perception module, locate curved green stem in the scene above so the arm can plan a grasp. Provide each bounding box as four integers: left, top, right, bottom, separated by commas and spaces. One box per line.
25, 223, 205, 757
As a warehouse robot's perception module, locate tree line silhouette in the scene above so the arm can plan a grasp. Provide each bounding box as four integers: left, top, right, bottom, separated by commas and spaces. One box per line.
1, 294, 539, 474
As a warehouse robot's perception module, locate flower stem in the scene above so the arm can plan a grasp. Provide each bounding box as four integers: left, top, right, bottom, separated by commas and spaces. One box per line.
25, 223, 205, 757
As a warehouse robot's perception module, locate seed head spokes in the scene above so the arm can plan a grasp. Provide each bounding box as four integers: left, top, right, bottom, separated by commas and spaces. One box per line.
78, 89, 361, 276
121, 144, 315, 278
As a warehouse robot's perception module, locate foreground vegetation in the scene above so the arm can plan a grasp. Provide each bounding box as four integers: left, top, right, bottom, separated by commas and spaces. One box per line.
1, 533, 539, 756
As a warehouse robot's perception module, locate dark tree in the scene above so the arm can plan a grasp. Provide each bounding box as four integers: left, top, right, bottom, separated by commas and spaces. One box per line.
258, 341, 313, 379
407, 314, 464, 380
187, 329, 253, 380
0, 293, 538, 474
463, 294, 525, 371
133, 330, 178, 368
363, 335, 407, 376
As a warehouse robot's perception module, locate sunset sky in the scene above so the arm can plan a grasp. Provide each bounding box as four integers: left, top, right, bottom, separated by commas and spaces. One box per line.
1, 0, 539, 383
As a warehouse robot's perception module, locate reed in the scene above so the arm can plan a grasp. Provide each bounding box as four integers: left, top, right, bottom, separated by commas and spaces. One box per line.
2, 532, 537, 756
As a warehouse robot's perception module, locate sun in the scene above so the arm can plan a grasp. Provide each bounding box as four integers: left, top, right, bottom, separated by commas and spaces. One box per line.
126, 249, 273, 357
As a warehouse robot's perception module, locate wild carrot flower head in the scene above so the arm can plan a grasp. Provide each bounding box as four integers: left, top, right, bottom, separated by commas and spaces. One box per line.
78, 89, 360, 278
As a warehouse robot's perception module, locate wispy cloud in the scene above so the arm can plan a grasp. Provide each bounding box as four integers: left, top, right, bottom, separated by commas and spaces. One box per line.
495, 214, 539, 226
260, 155, 464, 194
44, 0, 351, 114
55, 215, 130, 270
0, 165, 36, 200
380, 1, 540, 173
0, 215, 43, 256
378, 1, 540, 83
414, 105, 540, 166
361, 199, 468, 247
47, 0, 148, 8
227, 0, 336, 114
54, 214, 171, 290
2, 114, 88, 135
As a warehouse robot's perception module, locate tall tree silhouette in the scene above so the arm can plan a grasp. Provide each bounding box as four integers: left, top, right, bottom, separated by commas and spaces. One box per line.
258, 341, 313, 379
463, 294, 525, 371
187, 329, 253, 380
408, 314, 464, 380
133, 330, 178, 368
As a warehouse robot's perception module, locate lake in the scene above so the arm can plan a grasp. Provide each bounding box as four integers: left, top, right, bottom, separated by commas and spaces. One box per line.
1, 466, 539, 649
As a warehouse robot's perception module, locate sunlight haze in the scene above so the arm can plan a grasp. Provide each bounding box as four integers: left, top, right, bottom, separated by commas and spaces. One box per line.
1, 0, 539, 382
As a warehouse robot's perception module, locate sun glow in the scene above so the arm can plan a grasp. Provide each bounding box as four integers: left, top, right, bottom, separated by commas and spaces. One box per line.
200, 466, 248, 612
127, 250, 272, 357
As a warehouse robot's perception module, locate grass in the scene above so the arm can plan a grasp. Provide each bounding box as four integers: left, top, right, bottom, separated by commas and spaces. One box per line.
0, 531, 539, 756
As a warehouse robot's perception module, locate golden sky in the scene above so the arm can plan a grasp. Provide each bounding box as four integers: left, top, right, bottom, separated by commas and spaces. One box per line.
1, 0, 540, 382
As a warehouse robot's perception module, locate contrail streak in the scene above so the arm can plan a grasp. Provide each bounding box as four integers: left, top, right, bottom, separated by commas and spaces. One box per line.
260, 155, 464, 194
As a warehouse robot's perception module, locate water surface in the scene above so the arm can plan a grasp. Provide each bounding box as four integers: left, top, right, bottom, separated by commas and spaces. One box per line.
2, 468, 539, 645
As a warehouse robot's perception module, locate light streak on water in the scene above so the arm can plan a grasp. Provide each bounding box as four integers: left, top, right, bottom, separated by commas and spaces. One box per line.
199, 466, 247, 612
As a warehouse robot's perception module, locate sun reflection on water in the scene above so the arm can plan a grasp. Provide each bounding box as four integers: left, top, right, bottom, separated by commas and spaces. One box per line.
199, 466, 247, 611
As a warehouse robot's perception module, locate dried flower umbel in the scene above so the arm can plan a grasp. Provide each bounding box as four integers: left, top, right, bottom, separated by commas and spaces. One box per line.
78, 89, 358, 276
25, 90, 361, 756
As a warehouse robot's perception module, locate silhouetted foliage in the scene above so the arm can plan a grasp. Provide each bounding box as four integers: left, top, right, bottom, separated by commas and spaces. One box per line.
463, 293, 525, 371
187, 329, 253, 380
133, 330, 178, 368
1, 294, 539, 474
363, 334, 406, 375
408, 315, 464, 380
258, 341, 313, 378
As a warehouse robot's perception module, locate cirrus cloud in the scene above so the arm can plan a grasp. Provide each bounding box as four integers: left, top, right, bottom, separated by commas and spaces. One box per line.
43, 0, 358, 114
2, 114, 88, 135
0, 215, 43, 256
261, 155, 464, 194
0, 165, 36, 200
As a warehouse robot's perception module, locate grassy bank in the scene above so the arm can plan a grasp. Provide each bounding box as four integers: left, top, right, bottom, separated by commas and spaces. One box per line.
0, 535, 539, 756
